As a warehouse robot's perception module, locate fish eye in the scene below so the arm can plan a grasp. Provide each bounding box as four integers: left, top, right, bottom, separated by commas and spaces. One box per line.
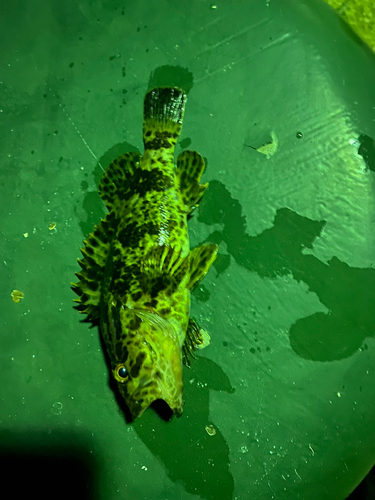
114, 363, 129, 383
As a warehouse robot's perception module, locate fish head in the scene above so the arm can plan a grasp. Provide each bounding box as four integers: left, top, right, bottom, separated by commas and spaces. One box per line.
106, 306, 184, 420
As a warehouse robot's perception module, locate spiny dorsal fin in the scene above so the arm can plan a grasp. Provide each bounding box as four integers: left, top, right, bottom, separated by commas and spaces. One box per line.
98, 151, 142, 210
187, 244, 218, 290
72, 214, 115, 320
143, 87, 186, 150
182, 317, 211, 367
176, 150, 208, 216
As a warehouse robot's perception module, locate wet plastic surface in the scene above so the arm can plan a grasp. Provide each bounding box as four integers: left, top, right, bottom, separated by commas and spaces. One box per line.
1, 0, 375, 499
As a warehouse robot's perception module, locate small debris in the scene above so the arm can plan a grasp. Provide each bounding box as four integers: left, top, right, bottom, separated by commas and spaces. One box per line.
52, 401, 63, 415
49, 222, 56, 230
246, 131, 278, 159
205, 424, 216, 436
197, 328, 211, 349
23, 233, 28, 238
11, 290, 24, 303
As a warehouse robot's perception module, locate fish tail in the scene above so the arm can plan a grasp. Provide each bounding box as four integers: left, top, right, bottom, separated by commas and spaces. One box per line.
143, 87, 187, 151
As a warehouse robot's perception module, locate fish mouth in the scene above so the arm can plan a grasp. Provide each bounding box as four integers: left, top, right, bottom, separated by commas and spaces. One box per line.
122, 381, 183, 420
131, 397, 183, 421
151, 399, 182, 420
126, 397, 183, 420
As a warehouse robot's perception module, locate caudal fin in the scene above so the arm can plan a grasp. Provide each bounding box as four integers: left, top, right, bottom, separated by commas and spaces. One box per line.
143, 87, 187, 150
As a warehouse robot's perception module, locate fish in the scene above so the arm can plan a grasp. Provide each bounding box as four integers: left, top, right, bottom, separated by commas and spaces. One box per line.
72, 87, 218, 420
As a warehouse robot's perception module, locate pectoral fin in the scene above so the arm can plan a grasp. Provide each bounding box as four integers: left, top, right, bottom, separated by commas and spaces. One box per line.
187, 244, 218, 290
140, 245, 190, 294
182, 317, 211, 367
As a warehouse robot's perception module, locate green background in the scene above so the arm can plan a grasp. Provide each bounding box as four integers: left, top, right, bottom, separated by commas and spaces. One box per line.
1, 0, 375, 498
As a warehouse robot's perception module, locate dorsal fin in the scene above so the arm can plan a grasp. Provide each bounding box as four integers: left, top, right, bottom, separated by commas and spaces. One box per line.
176, 150, 208, 216
98, 152, 142, 210
71, 213, 115, 320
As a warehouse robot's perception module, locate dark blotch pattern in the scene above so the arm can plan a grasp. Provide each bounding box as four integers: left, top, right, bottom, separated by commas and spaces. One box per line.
144, 131, 175, 150
130, 351, 146, 378
118, 221, 159, 248
131, 168, 173, 197
116, 341, 129, 362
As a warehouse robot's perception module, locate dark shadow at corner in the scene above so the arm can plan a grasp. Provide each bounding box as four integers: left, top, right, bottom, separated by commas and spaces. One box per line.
0, 429, 100, 500
347, 463, 375, 500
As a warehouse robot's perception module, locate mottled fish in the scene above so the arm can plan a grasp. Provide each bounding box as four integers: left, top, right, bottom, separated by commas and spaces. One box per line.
73, 87, 218, 420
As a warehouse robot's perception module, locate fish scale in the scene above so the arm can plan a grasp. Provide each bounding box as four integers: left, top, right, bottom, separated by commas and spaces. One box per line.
72, 86, 218, 420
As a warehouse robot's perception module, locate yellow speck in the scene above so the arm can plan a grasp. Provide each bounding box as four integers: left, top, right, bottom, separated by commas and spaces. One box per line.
205, 424, 216, 436
23, 233, 28, 238
11, 290, 24, 303
337, 392, 342, 398
49, 222, 56, 230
